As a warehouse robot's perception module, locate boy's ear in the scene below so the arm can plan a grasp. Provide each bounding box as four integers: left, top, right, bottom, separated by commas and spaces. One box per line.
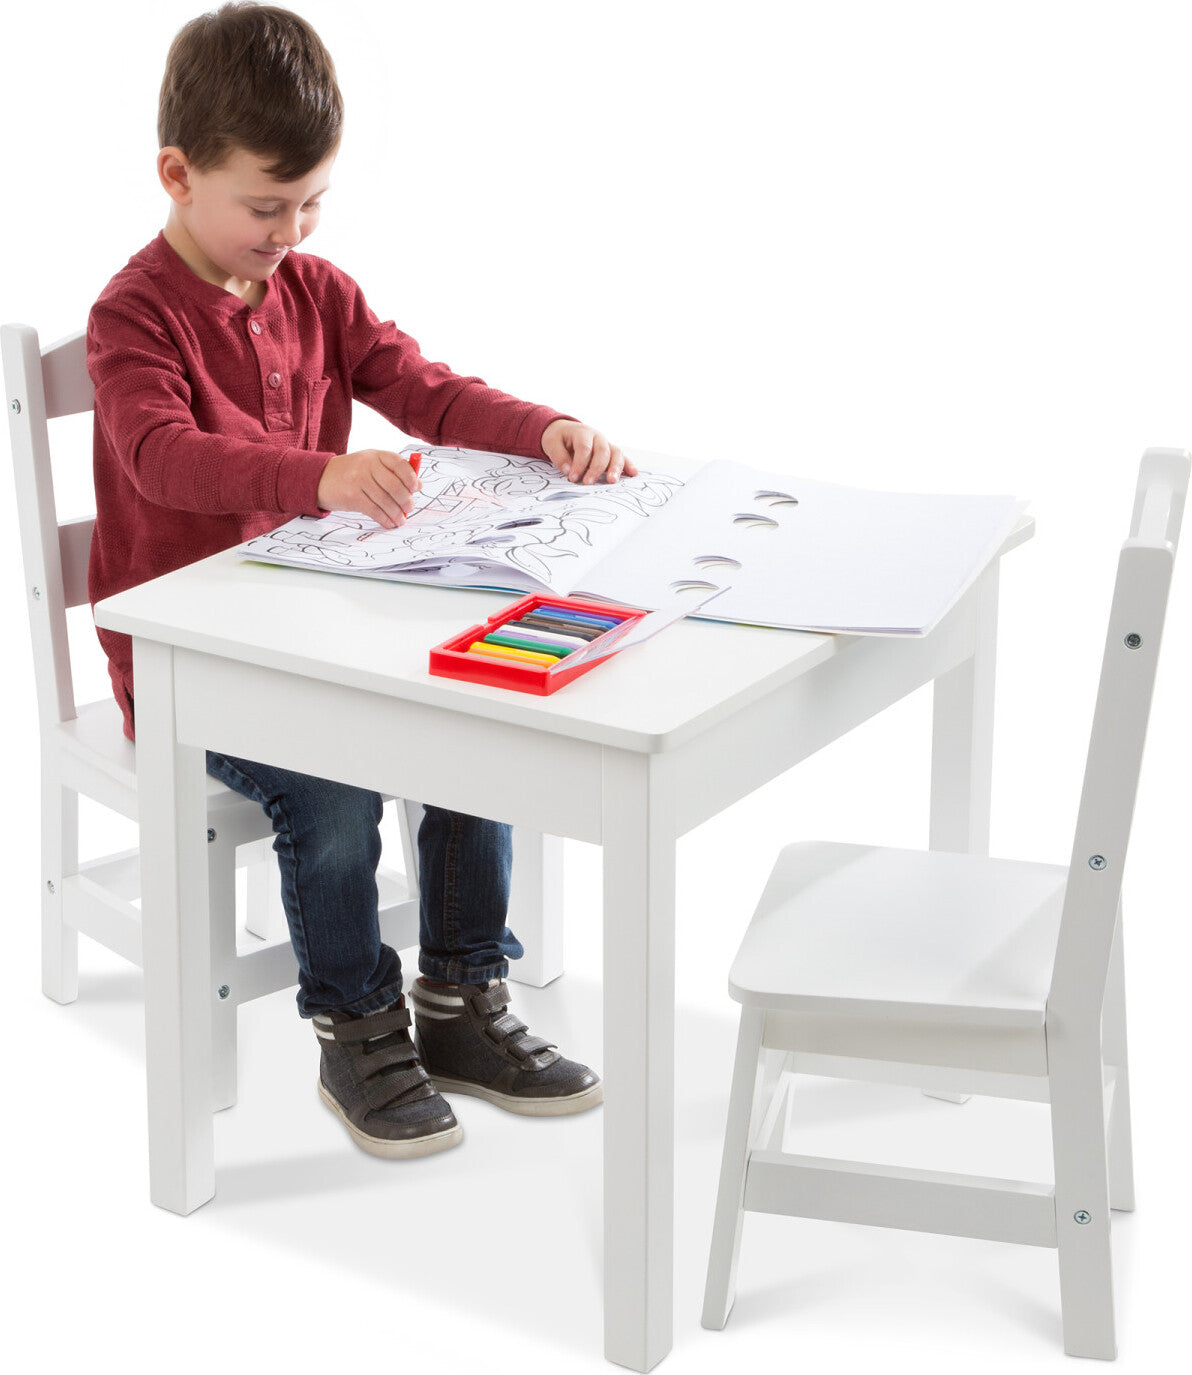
157, 147, 194, 206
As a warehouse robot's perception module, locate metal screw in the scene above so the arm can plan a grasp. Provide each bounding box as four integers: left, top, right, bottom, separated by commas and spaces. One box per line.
9, 399, 20, 414
1124, 633, 1142, 649
217, 985, 231, 1000
1089, 854, 1107, 870
46, 880, 55, 894
1074, 1210, 1092, 1225
31, 587, 41, 601
207, 828, 216, 843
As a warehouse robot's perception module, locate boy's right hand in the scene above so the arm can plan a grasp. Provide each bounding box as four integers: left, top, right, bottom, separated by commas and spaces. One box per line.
316, 450, 421, 528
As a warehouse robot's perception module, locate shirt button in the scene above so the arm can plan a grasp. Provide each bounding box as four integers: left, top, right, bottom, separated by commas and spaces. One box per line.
267, 372, 282, 388
250, 320, 262, 336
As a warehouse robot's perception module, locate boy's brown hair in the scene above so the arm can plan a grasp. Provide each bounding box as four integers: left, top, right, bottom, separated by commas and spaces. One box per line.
158, 2, 343, 180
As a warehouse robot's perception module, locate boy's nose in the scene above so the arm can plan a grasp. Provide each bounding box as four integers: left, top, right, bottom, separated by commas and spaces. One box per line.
270, 217, 302, 248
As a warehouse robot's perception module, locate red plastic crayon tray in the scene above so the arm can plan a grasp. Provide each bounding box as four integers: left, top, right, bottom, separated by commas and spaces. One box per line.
428, 594, 648, 695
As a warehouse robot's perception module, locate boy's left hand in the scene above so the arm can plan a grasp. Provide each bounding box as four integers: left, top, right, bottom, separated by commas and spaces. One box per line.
542, 419, 639, 484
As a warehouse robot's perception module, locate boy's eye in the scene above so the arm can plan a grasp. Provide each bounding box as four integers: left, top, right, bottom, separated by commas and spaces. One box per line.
249, 203, 320, 219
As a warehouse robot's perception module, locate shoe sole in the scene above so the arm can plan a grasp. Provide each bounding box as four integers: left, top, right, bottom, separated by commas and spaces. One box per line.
317, 1079, 463, 1158
426, 1074, 604, 1117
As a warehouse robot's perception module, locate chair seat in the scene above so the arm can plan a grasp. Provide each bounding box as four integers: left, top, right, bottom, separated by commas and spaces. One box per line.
730, 842, 1068, 1066
55, 697, 267, 818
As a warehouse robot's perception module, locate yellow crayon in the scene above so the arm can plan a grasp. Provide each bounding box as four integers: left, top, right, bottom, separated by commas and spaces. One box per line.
467, 641, 558, 669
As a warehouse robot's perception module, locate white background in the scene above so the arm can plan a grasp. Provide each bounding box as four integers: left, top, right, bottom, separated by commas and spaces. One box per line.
1, 2, 1189, 1372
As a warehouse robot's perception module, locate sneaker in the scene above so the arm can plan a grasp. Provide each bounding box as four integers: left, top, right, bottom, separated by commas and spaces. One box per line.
410, 977, 603, 1117
314, 996, 463, 1158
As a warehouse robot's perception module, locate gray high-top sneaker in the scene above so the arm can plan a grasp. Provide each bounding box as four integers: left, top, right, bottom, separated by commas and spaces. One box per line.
410, 977, 603, 1116
314, 996, 463, 1158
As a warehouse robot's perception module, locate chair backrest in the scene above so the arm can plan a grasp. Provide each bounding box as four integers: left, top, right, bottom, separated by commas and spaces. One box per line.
1049, 447, 1189, 1023
2, 323, 94, 728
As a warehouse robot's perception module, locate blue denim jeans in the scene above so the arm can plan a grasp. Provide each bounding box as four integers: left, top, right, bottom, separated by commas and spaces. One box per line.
205, 752, 521, 1017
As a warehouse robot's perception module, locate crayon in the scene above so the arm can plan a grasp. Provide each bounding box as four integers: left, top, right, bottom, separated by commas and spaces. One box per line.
517, 614, 605, 640
408, 451, 423, 475
515, 611, 599, 633
541, 601, 625, 621
503, 613, 592, 639
484, 632, 574, 658
467, 640, 558, 668
467, 641, 559, 668
535, 605, 624, 629
494, 624, 589, 650
517, 619, 604, 642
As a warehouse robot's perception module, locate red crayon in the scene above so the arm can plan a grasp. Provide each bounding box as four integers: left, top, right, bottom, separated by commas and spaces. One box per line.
408, 451, 422, 475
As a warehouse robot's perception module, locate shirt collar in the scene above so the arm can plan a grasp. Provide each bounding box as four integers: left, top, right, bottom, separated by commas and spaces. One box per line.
146, 231, 284, 321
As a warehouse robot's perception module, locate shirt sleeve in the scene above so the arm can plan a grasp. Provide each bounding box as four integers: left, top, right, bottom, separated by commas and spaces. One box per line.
336, 275, 574, 459
87, 294, 330, 516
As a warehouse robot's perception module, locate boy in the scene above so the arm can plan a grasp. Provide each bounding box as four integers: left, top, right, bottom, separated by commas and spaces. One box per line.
88, 1, 627, 1159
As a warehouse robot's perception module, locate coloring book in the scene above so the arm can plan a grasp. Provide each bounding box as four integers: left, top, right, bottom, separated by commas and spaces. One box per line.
236, 445, 1023, 635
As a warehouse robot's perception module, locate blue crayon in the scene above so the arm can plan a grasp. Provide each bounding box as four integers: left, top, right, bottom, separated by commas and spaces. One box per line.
536, 605, 624, 629
541, 603, 623, 624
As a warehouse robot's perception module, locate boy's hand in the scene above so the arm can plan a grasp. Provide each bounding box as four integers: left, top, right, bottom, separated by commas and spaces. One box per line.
542, 419, 638, 484
317, 449, 421, 528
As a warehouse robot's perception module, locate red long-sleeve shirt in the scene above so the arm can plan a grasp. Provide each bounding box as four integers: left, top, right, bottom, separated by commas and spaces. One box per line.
88, 232, 568, 737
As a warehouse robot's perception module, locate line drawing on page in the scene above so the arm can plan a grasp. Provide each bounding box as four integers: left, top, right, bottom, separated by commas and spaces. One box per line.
243, 446, 684, 580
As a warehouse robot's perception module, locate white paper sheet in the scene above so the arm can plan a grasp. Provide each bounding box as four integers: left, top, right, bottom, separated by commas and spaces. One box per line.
580, 460, 1024, 634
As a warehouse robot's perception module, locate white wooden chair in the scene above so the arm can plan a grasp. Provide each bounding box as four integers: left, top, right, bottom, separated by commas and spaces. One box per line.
702, 448, 1188, 1359
2, 322, 424, 1113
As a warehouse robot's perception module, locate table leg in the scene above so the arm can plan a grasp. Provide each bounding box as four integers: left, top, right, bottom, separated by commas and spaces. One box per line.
930, 563, 999, 855
601, 749, 677, 1372
133, 639, 216, 1215
926, 566, 999, 1105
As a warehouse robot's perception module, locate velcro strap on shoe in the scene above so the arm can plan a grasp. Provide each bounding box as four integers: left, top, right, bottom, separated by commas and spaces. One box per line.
508, 1034, 556, 1061
484, 1011, 527, 1043
362, 1065, 428, 1109
330, 1005, 412, 1044
471, 983, 511, 1017
357, 1037, 420, 1074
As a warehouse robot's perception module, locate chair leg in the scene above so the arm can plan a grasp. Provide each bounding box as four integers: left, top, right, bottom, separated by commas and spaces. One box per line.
396, 799, 422, 895
1050, 1046, 1116, 1359
703, 1006, 767, 1330
1104, 910, 1135, 1213
242, 835, 278, 941
41, 765, 79, 1004
507, 828, 564, 987
208, 829, 239, 1113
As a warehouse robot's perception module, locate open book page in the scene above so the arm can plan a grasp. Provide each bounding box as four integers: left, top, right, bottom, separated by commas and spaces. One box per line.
238, 448, 1024, 636
578, 460, 1024, 634
237, 446, 685, 594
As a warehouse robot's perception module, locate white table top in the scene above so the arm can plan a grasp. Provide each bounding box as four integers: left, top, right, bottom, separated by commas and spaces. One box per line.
95, 549, 844, 754
95, 507, 1033, 755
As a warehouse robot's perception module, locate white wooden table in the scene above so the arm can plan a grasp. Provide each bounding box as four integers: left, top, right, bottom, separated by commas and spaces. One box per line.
95, 518, 1028, 1371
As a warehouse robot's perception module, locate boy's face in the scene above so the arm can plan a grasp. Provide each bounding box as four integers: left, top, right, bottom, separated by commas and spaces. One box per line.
159, 145, 335, 296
